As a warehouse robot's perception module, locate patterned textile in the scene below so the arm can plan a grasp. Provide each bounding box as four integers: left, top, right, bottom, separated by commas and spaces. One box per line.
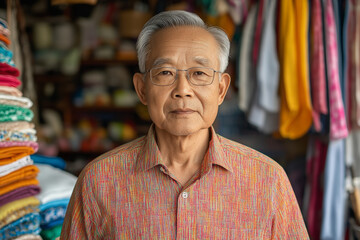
39, 199, 69, 212
0, 130, 37, 142
0, 212, 41, 240
0, 155, 33, 177
0, 94, 33, 108
0, 165, 39, 188
0, 62, 19, 77
0, 185, 41, 208
325, 0, 348, 139
0, 141, 38, 152
0, 146, 35, 165
40, 205, 67, 227
0, 86, 22, 97
0, 105, 33, 122
61, 125, 309, 239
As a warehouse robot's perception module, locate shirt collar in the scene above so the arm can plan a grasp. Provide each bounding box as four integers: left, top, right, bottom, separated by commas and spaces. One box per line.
135, 124, 233, 173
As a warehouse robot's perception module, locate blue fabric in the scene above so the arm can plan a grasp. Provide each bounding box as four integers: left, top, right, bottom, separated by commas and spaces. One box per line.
0, 45, 14, 67
31, 154, 66, 170
39, 199, 70, 212
41, 218, 64, 230
40, 205, 67, 226
0, 212, 41, 240
321, 139, 346, 240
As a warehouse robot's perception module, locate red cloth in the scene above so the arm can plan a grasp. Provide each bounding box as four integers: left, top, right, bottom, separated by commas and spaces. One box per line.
252, 0, 266, 66
0, 74, 21, 88
0, 63, 20, 77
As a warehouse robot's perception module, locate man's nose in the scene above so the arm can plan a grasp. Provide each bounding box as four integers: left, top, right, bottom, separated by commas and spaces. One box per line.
171, 70, 194, 98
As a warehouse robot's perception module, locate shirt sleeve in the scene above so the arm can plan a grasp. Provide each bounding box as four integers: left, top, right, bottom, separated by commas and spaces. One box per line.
270, 167, 310, 239
60, 167, 102, 239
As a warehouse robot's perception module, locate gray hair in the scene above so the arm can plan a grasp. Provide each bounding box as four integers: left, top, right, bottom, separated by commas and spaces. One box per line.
136, 10, 230, 73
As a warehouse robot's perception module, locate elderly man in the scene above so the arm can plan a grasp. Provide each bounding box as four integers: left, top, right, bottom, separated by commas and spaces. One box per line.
61, 10, 309, 239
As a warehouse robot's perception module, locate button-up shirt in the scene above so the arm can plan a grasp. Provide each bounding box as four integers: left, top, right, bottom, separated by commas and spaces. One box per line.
61, 125, 309, 239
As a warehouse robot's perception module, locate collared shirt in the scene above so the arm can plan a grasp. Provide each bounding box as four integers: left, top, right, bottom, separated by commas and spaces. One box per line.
60, 125, 309, 239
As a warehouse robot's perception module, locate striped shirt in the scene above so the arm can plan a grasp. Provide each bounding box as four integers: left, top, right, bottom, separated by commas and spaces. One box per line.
60, 125, 309, 239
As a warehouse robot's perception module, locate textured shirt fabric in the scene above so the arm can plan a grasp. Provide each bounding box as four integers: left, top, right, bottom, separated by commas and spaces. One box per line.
61, 125, 309, 239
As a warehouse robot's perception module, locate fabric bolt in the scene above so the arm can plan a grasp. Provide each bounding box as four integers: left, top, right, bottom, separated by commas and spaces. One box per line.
0, 185, 41, 208
40, 205, 67, 226
238, 4, 258, 112
324, 0, 349, 140
0, 205, 39, 229
0, 177, 39, 196
0, 86, 22, 97
0, 121, 34, 132
0, 62, 20, 77
0, 94, 33, 108
0, 105, 33, 122
0, 146, 35, 165
0, 141, 38, 153
60, 124, 309, 239
0, 155, 33, 177
39, 199, 69, 212
35, 164, 77, 205
0, 46, 15, 67
0, 212, 41, 240
0, 34, 10, 46
320, 139, 346, 240
0, 74, 21, 88
12, 234, 43, 240
42, 218, 64, 230
41, 224, 62, 240
277, 0, 313, 139
310, 0, 328, 132
0, 130, 37, 142
0, 165, 39, 188
31, 154, 66, 170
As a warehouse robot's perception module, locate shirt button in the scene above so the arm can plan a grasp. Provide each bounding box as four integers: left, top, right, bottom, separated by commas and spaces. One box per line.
182, 192, 189, 199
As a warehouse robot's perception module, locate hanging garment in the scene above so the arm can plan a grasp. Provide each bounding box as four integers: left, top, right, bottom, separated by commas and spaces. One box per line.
324, 0, 349, 140
277, 0, 313, 139
320, 139, 346, 240
238, 4, 258, 112
310, 0, 328, 132
353, 0, 360, 128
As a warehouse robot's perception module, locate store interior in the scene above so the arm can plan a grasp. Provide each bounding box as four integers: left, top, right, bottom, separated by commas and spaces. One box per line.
0, 0, 359, 239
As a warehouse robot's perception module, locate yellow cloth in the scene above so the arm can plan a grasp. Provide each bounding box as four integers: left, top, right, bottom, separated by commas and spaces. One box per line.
277, 0, 312, 139
0, 178, 39, 196
0, 196, 39, 227
0, 165, 39, 188
0, 146, 35, 165
206, 13, 236, 41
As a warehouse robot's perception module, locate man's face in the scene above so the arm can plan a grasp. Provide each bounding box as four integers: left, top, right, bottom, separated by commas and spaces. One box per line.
133, 26, 231, 136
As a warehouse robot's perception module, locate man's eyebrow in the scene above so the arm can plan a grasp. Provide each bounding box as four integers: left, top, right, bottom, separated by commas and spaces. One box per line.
151, 58, 173, 67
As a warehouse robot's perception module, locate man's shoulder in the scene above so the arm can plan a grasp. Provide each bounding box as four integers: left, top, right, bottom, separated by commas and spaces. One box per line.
218, 135, 284, 174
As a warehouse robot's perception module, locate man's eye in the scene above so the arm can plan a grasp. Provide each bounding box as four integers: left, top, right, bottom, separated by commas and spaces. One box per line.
159, 71, 173, 75
193, 71, 206, 76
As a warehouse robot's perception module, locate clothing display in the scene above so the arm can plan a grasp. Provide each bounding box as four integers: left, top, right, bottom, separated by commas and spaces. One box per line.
61, 124, 308, 239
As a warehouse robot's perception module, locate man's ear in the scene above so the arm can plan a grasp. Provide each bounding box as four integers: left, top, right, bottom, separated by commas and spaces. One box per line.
133, 73, 147, 105
218, 73, 231, 105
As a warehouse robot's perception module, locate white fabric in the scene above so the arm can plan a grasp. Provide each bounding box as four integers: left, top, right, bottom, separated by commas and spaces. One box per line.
35, 164, 77, 204
0, 156, 33, 177
0, 94, 33, 108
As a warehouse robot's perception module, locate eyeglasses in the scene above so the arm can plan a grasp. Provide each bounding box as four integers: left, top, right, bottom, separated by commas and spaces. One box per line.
144, 67, 222, 86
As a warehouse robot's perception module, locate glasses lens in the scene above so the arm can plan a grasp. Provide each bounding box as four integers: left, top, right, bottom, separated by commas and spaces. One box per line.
189, 67, 214, 85
150, 67, 176, 86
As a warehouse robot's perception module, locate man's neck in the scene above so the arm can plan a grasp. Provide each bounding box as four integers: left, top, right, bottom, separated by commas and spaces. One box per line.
154, 126, 210, 185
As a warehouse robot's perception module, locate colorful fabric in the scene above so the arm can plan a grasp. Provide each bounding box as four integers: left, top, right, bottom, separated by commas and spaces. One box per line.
277, 0, 313, 139
0, 121, 34, 131
310, 0, 328, 132
39, 199, 69, 212
0, 155, 33, 177
0, 185, 41, 208
41, 224, 62, 240
0, 62, 19, 77
36, 164, 77, 205
31, 154, 66, 170
0, 74, 21, 88
0, 26, 10, 38
0, 46, 15, 66
0, 130, 37, 142
0, 196, 40, 228
60, 125, 309, 239
40, 205, 67, 227
325, 0, 349, 140
0, 165, 39, 188
0, 146, 35, 165
0, 34, 10, 46
0, 212, 41, 240
0, 141, 38, 152
0, 177, 39, 196
0, 94, 33, 108
0, 105, 33, 122
0, 86, 22, 97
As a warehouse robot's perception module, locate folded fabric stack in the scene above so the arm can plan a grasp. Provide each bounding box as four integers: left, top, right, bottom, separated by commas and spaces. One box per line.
0, 18, 42, 240
35, 163, 77, 240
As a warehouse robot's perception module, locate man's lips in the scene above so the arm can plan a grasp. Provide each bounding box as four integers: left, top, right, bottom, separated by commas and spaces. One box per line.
170, 108, 195, 114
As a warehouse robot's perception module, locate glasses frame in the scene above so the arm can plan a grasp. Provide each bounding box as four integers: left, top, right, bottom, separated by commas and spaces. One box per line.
143, 66, 223, 86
